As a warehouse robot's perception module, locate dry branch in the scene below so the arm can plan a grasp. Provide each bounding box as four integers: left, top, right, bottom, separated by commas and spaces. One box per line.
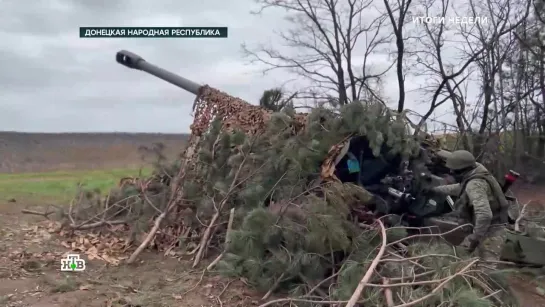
193, 152, 250, 268
127, 202, 175, 264
392, 259, 479, 307
21, 209, 55, 219
345, 219, 387, 307
126, 159, 188, 264
21, 208, 127, 230
207, 207, 235, 271
383, 278, 394, 307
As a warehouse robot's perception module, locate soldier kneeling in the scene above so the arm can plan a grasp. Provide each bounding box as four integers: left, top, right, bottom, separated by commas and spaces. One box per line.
431, 150, 509, 268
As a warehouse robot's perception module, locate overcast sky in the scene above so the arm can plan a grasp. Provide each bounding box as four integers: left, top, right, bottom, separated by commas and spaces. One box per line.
0, 0, 474, 133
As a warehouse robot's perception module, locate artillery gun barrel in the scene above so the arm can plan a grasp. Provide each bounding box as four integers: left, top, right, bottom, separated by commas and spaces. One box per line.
116, 50, 202, 95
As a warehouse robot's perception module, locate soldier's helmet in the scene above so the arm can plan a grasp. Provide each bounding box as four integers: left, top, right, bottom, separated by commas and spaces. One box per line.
445, 150, 476, 170
436, 150, 452, 160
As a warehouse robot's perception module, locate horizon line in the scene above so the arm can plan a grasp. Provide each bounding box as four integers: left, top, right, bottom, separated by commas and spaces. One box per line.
0, 131, 190, 134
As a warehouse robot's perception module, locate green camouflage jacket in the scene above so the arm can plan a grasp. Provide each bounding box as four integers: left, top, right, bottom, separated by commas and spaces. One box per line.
432, 163, 508, 237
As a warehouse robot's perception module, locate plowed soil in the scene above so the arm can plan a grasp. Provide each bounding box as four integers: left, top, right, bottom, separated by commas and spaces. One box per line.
0, 132, 188, 173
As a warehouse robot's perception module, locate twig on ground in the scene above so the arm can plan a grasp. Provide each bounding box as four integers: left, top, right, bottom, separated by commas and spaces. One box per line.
72, 219, 126, 230
127, 202, 175, 264
218, 279, 235, 298
262, 272, 286, 300
298, 273, 328, 298
21, 209, 55, 219
388, 270, 435, 282
345, 219, 387, 307
462, 273, 504, 305
386, 250, 428, 270
164, 226, 192, 256
383, 278, 394, 307
381, 253, 460, 262
21, 208, 127, 230
386, 223, 473, 247
391, 259, 479, 307
481, 290, 502, 300
258, 298, 368, 307
180, 267, 207, 297
307, 272, 339, 296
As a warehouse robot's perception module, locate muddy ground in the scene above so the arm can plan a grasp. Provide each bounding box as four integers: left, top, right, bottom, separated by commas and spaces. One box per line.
0, 132, 545, 306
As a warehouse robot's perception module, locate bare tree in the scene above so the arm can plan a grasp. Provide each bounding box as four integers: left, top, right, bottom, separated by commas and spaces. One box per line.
409, 0, 482, 147
451, 0, 531, 160
519, 0, 545, 164
382, 0, 415, 112
244, 0, 393, 106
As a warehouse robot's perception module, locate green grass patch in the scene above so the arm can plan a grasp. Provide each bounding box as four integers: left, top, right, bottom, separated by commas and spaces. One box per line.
0, 167, 152, 204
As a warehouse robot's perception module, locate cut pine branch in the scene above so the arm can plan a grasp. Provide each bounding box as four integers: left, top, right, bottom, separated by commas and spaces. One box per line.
193, 153, 249, 268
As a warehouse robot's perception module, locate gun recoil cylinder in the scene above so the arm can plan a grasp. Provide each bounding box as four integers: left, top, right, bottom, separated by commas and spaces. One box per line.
387, 187, 416, 202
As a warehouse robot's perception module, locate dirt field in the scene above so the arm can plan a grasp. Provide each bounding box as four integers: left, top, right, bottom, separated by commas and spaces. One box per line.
0, 132, 188, 173
0, 132, 544, 306
0, 132, 261, 307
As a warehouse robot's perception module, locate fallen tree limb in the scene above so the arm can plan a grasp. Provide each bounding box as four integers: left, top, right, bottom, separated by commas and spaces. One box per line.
345, 219, 387, 307
262, 272, 285, 300
72, 219, 127, 230
127, 202, 175, 264
386, 223, 473, 247
21, 209, 127, 230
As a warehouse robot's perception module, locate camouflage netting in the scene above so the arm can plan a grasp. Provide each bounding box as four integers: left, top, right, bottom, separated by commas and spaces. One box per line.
61, 85, 518, 306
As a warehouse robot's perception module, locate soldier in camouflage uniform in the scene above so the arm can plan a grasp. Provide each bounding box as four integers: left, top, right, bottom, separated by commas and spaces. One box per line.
431, 150, 509, 266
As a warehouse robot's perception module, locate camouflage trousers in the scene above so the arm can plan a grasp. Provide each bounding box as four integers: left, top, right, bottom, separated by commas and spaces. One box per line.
474, 226, 507, 267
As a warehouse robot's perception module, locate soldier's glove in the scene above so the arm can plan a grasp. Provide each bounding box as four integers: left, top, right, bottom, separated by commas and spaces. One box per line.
459, 233, 482, 253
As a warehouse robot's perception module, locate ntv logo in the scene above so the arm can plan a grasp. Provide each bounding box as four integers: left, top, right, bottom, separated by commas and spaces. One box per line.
60, 254, 86, 272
